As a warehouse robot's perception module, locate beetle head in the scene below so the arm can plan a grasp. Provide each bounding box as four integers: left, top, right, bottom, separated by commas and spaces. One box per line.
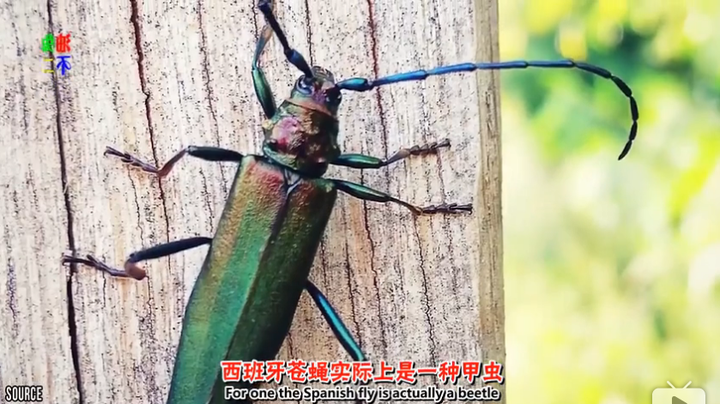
261, 66, 342, 177
286, 66, 342, 118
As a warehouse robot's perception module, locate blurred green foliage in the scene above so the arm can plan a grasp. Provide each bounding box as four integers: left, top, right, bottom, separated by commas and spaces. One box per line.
499, 0, 720, 402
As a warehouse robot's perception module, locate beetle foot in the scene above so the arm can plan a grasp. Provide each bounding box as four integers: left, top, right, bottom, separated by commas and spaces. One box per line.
420, 202, 473, 214
61, 253, 141, 279
385, 138, 451, 165
104, 146, 160, 175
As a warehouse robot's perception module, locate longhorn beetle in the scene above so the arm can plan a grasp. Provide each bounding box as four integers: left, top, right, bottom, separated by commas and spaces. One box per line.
62, 0, 638, 402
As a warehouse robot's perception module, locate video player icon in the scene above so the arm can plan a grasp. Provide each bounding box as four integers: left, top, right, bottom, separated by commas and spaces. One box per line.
652, 381, 705, 404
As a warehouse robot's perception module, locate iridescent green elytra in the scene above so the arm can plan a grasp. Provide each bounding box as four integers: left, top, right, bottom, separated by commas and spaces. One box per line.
63, 0, 638, 401
171, 157, 338, 402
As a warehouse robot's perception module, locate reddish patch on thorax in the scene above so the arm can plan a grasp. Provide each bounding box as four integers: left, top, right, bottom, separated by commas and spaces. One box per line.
287, 98, 333, 117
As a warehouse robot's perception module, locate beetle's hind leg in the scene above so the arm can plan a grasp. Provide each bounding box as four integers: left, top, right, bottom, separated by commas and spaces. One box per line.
62, 237, 211, 280
306, 282, 370, 404
305, 281, 367, 362
331, 138, 451, 169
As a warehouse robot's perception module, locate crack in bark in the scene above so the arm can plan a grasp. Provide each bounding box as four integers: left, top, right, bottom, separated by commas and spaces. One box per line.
4, 218, 18, 339
45, 0, 84, 401
128, 2, 167, 400
129, 0, 171, 245
412, 224, 439, 367
435, 160, 464, 353
199, 171, 214, 230
415, 0, 452, 362
128, 174, 145, 242
196, 0, 228, 189
318, 240, 329, 287
365, 0, 388, 146
303, 0, 314, 66
342, 234, 363, 353
285, 329, 297, 361
9, 47, 23, 338
359, 0, 390, 360
359, 204, 388, 358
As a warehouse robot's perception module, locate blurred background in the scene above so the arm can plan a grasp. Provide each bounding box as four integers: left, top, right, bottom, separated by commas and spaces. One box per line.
498, 0, 720, 402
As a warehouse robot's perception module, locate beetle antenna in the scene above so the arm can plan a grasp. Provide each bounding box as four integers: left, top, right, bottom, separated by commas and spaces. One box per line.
257, 0, 314, 79
334, 59, 638, 160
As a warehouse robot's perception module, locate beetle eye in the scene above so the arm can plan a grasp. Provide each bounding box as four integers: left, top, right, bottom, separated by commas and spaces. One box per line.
325, 89, 342, 105
297, 76, 313, 93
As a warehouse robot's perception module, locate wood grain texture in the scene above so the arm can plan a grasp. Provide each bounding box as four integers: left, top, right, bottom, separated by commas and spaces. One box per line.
473, 0, 506, 401
0, 0, 504, 402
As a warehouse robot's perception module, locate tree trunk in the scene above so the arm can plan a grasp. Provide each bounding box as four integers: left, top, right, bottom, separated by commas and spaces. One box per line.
0, 0, 504, 403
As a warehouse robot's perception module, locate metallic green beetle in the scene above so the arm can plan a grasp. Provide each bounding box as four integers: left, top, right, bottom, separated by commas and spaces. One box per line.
63, 0, 638, 403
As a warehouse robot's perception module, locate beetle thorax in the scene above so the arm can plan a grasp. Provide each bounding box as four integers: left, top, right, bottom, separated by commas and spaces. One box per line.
261, 102, 340, 177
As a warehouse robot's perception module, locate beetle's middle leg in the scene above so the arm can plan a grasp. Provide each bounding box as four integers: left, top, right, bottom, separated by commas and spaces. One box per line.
103, 146, 243, 179
305, 281, 367, 362
332, 179, 472, 214
331, 138, 450, 169
62, 237, 211, 280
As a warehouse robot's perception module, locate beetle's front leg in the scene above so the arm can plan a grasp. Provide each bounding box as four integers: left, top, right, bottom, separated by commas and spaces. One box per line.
332, 138, 450, 169
253, 24, 277, 119
62, 237, 212, 280
332, 179, 472, 214
104, 146, 243, 179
